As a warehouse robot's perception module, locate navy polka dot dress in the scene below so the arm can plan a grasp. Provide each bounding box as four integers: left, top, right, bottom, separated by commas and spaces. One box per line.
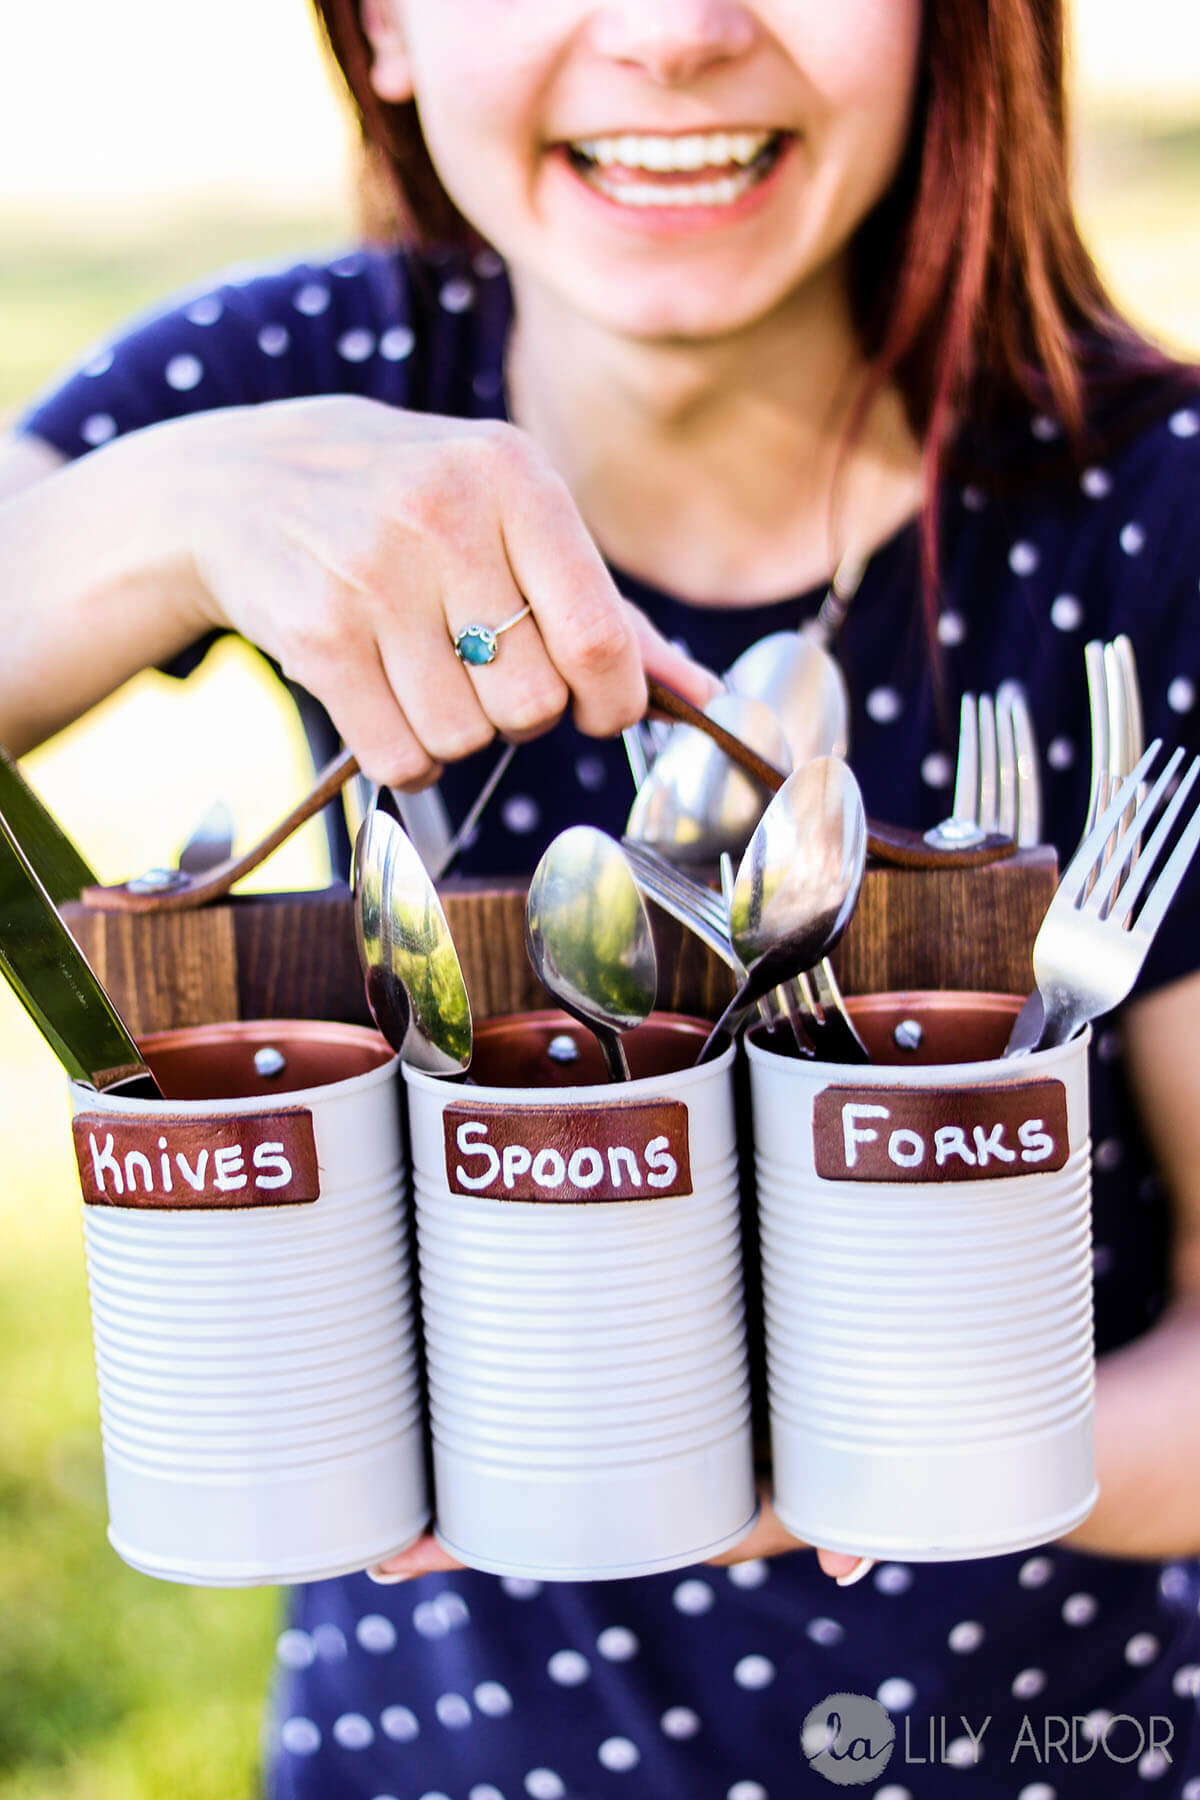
18, 245, 1200, 1798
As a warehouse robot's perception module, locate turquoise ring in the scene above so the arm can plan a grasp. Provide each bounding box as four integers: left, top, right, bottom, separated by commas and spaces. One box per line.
452, 603, 533, 667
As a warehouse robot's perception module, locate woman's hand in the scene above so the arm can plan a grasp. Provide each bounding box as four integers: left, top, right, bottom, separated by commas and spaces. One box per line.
176, 396, 717, 786
0, 402, 717, 762
365, 1486, 873, 1585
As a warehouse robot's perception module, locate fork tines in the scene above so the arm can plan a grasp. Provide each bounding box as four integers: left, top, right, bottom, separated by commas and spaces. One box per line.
1094, 754, 1200, 936
1067, 739, 1200, 933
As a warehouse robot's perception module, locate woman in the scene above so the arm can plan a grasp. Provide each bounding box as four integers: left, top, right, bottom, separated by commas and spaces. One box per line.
2, 1, 1199, 1793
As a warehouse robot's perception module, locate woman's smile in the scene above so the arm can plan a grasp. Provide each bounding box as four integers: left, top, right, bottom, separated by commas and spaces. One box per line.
550, 126, 793, 234
364, 0, 922, 340
554, 128, 793, 230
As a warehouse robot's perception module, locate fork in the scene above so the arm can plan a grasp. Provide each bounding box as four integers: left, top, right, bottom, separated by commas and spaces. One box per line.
620, 839, 743, 970
622, 838, 870, 1061
1005, 740, 1200, 1055
936, 685, 1040, 850
1085, 634, 1143, 903
1083, 635, 1143, 844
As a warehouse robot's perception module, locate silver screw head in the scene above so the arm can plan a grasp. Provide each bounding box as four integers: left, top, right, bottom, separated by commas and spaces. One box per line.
254, 1046, 287, 1079
127, 866, 185, 896
546, 1033, 580, 1064
923, 817, 986, 849
893, 1018, 924, 1052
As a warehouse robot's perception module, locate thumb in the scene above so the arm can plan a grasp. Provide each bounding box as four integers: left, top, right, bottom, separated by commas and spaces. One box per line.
816, 1548, 876, 1587
623, 598, 724, 713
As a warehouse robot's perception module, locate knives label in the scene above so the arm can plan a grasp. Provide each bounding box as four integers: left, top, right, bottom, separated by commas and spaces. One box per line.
812, 1079, 1070, 1183
442, 1100, 692, 1201
73, 1109, 320, 1210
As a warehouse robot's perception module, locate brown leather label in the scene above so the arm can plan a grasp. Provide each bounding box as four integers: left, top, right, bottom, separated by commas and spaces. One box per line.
442, 1100, 692, 1202
812, 1079, 1070, 1183
73, 1109, 320, 1210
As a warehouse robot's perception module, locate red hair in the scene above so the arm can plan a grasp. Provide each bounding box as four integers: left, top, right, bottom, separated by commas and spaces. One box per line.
311, 0, 1179, 604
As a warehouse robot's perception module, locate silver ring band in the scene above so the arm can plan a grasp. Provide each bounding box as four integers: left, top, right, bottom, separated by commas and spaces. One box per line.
452, 604, 533, 667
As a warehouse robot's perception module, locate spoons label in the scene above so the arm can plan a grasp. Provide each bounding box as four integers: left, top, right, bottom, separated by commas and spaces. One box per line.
812, 1079, 1069, 1184
443, 1101, 693, 1203
73, 1109, 320, 1210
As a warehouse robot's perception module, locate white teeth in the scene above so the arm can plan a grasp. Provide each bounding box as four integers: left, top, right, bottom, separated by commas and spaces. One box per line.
572, 129, 774, 173
581, 166, 760, 209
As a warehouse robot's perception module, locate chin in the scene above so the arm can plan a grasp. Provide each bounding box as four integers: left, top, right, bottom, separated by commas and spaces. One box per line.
570, 276, 790, 345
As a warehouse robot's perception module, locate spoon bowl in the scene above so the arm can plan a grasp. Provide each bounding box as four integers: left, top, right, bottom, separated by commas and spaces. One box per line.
698, 757, 868, 1062
624, 692, 792, 866
352, 795, 473, 1076
725, 627, 850, 764
525, 828, 658, 1082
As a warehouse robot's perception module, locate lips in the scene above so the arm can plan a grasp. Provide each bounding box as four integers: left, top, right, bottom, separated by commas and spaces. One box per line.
562, 129, 787, 210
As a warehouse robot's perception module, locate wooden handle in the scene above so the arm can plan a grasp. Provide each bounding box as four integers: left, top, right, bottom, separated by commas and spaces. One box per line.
865, 820, 1016, 869
645, 679, 1016, 870
82, 678, 1016, 915
644, 678, 791, 793
81, 748, 360, 914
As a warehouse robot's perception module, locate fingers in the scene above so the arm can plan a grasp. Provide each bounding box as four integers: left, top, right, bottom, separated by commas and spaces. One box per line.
498, 449, 645, 738
441, 586, 571, 745
374, 599, 498, 768
626, 601, 724, 711
267, 417, 722, 774
818, 1549, 876, 1586
372, 546, 571, 752
367, 1534, 467, 1582
291, 630, 446, 791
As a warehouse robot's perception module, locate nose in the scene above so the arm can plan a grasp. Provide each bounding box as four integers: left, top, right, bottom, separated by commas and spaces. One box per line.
589, 1, 759, 85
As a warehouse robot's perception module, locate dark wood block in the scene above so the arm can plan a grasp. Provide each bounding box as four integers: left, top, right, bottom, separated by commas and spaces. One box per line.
63, 849, 1057, 1038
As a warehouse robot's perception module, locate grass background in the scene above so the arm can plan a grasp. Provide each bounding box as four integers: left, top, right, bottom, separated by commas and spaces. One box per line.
1, 118, 1199, 1800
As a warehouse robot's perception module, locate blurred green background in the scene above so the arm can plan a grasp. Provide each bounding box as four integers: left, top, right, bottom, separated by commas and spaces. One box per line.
1, 2, 1199, 1796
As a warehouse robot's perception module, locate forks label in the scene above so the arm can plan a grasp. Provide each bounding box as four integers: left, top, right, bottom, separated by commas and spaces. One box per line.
443, 1101, 692, 1201
813, 1080, 1070, 1183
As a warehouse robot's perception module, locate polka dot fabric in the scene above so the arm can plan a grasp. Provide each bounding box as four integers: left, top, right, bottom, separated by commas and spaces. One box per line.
18, 247, 1200, 1797
18, 243, 511, 452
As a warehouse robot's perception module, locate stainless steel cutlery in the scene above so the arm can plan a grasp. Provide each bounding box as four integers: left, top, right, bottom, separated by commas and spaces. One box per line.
1006, 740, 1200, 1055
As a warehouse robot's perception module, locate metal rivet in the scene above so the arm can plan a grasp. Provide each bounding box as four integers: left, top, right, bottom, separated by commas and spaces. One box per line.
546, 1033, 580, 1064
126, 867, 185, 895
254, 1047, 287, 1078
893, 1019, 923, 1052
923, 817, 986, 849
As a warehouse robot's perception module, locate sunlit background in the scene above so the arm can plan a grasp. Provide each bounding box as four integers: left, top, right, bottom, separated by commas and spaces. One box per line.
1, 2, 1198, 1795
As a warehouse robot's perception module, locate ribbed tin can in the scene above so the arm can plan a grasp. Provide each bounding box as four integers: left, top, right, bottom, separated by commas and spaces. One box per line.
404, 1012, 757, 1579
69, 1020, 428, 1585
747, 992, 1096, 1560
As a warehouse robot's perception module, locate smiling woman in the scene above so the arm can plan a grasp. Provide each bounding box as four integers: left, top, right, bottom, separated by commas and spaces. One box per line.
331, 0, 922, 341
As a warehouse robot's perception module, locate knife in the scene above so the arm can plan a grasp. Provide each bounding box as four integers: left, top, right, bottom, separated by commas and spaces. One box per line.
0, 748, 98, 901
0, 804, 161, 1097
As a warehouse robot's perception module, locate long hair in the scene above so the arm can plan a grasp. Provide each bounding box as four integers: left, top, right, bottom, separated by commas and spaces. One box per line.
310, 0, 1176, 600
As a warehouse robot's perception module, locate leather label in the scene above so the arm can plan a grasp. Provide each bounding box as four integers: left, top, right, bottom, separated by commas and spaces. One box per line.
73, 1109, 320, 1210
812, 1079, 1070, 1183
442, 1100, 692, 1202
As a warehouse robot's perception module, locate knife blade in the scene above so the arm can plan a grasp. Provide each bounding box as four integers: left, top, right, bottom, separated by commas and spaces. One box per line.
0, 804, 160, 1097
0, 748, 98, 901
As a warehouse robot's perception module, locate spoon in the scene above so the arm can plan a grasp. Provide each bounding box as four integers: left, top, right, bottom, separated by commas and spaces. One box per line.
725, 626, 851, 764
625, 693, 793, 866
352, 792, 473, 1075
525, 827, 658, 1083
696, 757, 868, 1064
